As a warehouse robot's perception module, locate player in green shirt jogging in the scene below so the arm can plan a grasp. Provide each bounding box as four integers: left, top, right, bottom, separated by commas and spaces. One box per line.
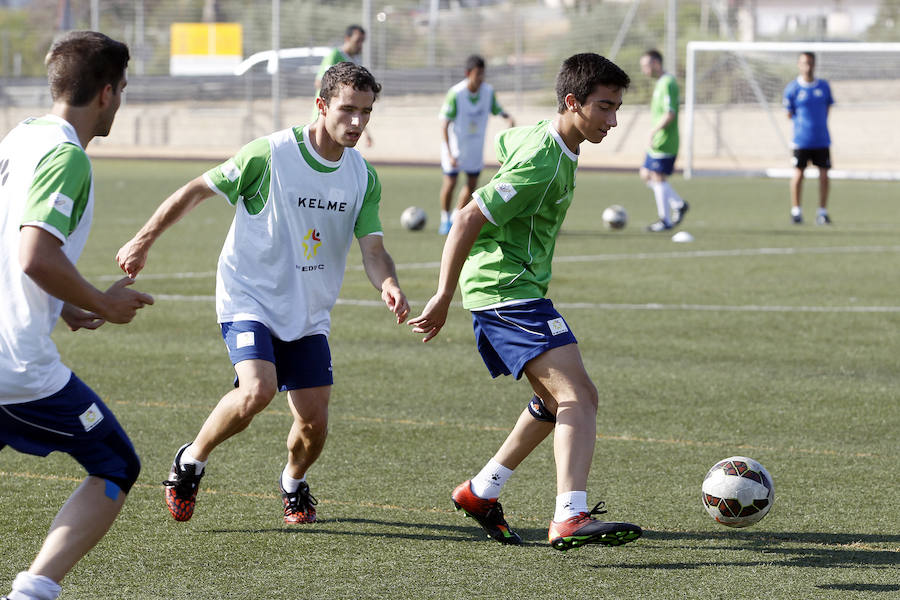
409, 53, 642, 551
639, 49, 688, 232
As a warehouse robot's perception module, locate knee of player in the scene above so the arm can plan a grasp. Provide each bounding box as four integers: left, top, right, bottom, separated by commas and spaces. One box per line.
576, 381, 599, 409
94, 442, 141, 496
295, 411, 329, 437
239, 381, 278, 415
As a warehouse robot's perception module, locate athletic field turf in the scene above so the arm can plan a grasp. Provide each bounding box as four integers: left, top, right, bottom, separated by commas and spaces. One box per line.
2, 160, 897, 599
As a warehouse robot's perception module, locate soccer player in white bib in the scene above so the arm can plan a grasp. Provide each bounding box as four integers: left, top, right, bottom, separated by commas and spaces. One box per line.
117, 62, 409, 525
437, 55, 514, 234
1, 32, 153, 600
410, 53, 642, 551
783, 51, 834, 225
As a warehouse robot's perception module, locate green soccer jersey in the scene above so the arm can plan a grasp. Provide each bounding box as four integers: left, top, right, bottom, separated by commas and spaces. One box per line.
460, 120, 578, 310
650, 73, 679, 157
204, 125, 382, 239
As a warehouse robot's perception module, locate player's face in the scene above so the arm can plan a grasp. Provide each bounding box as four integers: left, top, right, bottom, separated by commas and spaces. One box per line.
346, 30, 365, 56
323, 83, 374, 148
96, 77, 126, 137
466, 67, 485, 92
640, 55, 659, 78
572, 84, 623, 145
798, 54, 814, 79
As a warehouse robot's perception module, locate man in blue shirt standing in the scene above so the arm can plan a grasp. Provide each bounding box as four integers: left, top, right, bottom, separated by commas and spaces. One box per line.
783, 51, 834, 225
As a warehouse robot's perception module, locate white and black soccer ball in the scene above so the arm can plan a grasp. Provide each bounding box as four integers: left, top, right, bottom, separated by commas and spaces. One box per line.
701, 456, 775, 528
602, 204, 627, 230
400, 206, 427, 231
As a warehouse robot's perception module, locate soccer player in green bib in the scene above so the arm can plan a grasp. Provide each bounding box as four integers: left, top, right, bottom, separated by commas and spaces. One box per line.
117, 62, 408, 525
409, 53, 642, 551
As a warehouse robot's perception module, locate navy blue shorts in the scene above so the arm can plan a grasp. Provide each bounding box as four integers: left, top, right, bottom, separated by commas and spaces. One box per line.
793, 147, 831, 170
221, 321, 333, 391
443, 170, 481, 178
0, 373, 140, 493
643, 153, 676, 175
471, 299, 578, 380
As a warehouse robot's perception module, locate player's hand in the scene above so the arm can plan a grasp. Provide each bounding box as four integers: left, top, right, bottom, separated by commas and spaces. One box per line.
100, 277, 154, 324
408, 293, 451, 343
382, 284, 410, 324
60, 302, 106, 331
449, 156, 458, 169
116, 238, 149, 279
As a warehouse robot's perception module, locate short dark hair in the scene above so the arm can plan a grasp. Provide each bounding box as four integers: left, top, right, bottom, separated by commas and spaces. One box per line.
643, 49, 664, 66
345, 24, 365, 38
45, 31, 129, 106
320, 61, 382, 106
465, 55, 485, 72
555, 53, 630, 113
800, 51, 815, 63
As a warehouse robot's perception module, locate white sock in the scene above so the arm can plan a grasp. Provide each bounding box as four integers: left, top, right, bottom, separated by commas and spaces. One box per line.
9, 572, 61, 600
650, 182, 671, 224
817, 207, 828, 216
662, 181, 684, 209
554, 490, 588, 522
179, 444, 207, 475
470, 459, 514, 499
791, 206, 802, 217
440, 210, 450, 224
281, 468, 305, 494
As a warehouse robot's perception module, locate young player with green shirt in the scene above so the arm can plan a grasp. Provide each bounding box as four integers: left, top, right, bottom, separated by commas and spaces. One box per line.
117, 62, 408, 525
409, 53, 642, 551
1, 31, 153, 600
639, 49, 688, 232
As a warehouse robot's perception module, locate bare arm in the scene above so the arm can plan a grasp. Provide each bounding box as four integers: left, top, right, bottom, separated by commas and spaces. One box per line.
408, 200, 488, 342
116, 175, 216, 278
20, 226, 153, 325
358, 234, 409, 324
441, 120, 457, 168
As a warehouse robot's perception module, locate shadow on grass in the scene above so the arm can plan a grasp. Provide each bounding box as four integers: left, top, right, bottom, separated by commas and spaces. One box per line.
816, 583, 900, 593
202, 517, 515, 544
587, 529, 900, 571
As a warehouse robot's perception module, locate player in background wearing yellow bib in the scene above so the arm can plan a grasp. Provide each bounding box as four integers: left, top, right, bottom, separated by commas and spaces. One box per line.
1, 32, 153, 600
117, 62, 408, 526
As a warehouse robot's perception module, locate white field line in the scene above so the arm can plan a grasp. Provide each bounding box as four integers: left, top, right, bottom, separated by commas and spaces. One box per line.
104, 244, 900, 313
95, 244, 900, 282
150, 294, 900, 313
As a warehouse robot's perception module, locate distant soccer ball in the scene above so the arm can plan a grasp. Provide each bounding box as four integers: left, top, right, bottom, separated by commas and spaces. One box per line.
400, 206, 427, 231
702, 456, 774, 528
602, 204, 627, 230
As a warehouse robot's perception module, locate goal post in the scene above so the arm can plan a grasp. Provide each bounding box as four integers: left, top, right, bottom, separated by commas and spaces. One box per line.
683, 41, 900, 180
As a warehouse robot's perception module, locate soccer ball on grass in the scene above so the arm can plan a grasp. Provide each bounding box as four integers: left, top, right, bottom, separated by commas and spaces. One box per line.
701, 456, 774, 528
602, 204, 627, 229
400, 206, 427, 231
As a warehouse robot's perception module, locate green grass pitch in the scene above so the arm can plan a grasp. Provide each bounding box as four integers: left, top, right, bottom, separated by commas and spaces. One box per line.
2, 159, 898, 599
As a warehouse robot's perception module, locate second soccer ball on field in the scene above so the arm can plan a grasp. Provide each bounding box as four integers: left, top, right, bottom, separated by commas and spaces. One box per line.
400, 206, 427, 231
602, 204, 627, 230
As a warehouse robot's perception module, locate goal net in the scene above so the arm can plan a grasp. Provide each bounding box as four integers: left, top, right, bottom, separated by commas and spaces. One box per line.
683, 41, 900, 180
